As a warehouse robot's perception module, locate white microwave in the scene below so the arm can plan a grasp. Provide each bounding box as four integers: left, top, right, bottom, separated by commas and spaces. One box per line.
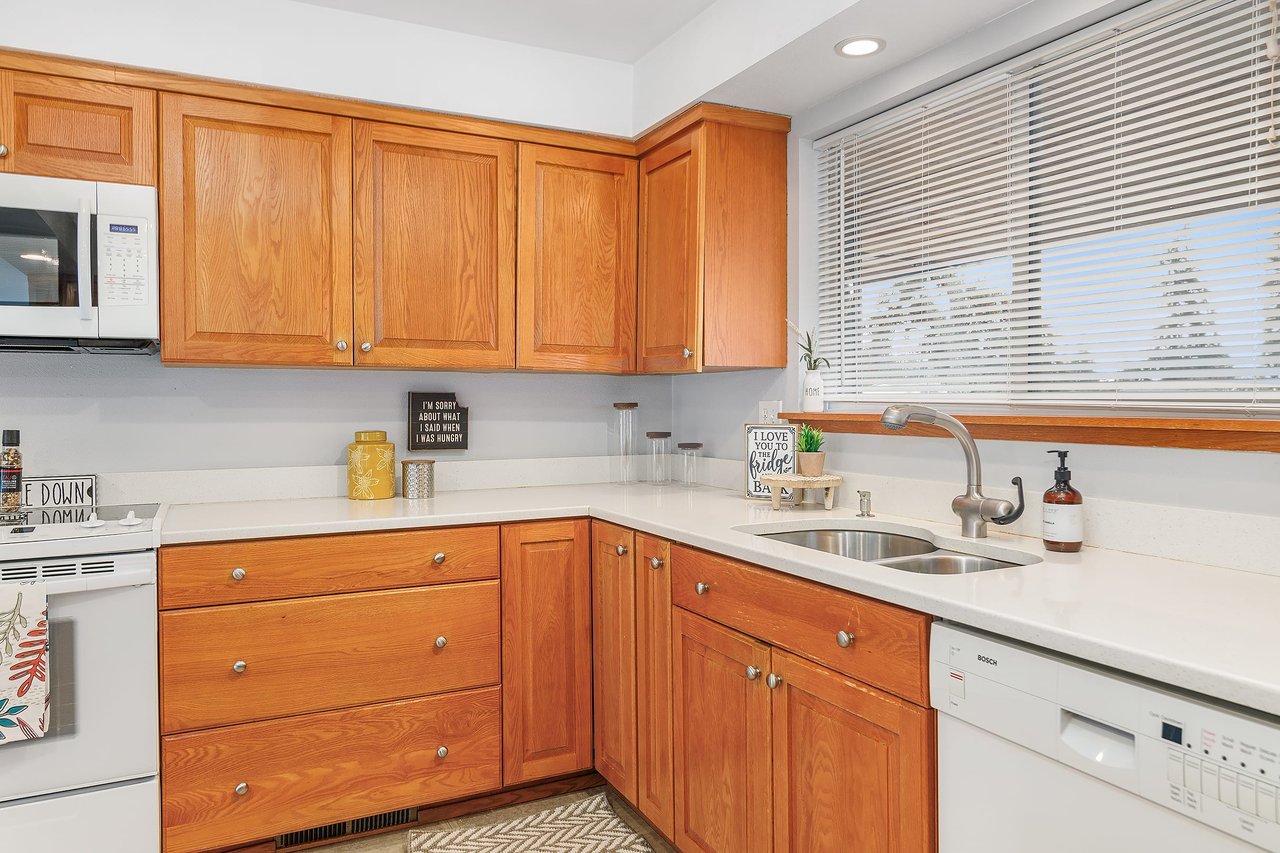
0, 173, 158, 351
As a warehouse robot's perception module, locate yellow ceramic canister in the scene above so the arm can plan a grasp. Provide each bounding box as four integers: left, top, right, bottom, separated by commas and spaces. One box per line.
347, 430, 395, 500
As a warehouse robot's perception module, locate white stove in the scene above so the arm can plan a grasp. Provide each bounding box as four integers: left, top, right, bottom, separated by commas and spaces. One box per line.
0, 503, 161, 562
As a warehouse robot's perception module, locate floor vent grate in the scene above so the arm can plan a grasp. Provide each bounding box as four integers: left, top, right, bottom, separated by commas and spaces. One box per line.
276, 807, 418, 849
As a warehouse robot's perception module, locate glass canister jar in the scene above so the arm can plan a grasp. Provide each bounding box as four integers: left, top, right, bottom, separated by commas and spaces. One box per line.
348, 430, 395, 500
677, 442, 702, 489
613, 402, 639, 485
647, 431, 671, 485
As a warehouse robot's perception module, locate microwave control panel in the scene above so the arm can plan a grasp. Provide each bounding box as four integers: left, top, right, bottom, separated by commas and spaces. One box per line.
97, 217, 150, 308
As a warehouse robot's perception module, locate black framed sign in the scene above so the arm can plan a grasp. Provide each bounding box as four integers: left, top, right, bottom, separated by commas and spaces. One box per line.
408, 392, 469, 451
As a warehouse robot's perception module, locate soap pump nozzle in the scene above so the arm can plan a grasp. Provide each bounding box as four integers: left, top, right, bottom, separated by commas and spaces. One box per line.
1048, 449, 1071, 484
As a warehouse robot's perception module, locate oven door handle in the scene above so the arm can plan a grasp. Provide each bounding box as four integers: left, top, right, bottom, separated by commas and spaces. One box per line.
77, 198, 93, 323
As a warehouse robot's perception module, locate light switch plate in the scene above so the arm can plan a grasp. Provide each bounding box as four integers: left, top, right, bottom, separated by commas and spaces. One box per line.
758, 400, 782, 424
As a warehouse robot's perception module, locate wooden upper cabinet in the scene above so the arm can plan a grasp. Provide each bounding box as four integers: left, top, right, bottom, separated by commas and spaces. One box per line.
0, 71, 156, 184
635, 533, 675, 839
159, 94, 353, 366
771, 649, 936, 853
501, 519, 594, 784
591, 520, 638, 803
673, 608, 772, 853
354, 122, 516, 368
517, 144, 637, 373
638, 120, 787, 373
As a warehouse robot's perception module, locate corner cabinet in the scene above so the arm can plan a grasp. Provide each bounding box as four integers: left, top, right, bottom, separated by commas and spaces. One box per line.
638, 119, 788, 373
159, 94, 354, 366
517, 144, 637, 373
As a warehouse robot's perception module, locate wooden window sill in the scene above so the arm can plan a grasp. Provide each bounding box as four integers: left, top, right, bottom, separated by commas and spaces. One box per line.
779, 413, 1280, 452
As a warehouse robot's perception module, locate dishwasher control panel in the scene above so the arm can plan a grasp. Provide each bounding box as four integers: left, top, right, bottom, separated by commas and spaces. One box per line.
933, 622, 1280, 852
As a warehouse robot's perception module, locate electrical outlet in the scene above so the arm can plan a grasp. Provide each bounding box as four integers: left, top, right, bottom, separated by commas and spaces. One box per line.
758, 400, 782, 423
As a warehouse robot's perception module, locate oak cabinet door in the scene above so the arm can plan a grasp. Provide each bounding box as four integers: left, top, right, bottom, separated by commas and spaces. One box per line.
673, 608, 772, 853
159, 94, 353, 365
501, 519, 593, 784
0, 71, 156, 184
353, 122, 515, 368
517, 144, 636, 372
591, 520, 638, 802
770, 648, 936, 853
638, 128, 702, 374
636, 533, 675, 838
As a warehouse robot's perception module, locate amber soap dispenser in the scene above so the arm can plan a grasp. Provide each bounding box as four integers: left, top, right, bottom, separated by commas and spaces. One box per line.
1042, 449, 1083, 552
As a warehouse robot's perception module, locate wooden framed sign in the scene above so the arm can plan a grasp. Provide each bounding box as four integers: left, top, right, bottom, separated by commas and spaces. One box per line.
408, 392, 469, 451
744, 424, 797, 500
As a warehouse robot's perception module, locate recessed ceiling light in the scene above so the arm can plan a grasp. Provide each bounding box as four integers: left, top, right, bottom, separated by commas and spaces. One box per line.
835, 37, 885, 57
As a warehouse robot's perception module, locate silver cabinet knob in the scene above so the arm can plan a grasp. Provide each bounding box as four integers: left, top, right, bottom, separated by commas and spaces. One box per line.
232, 660, 247, 673
0, 144, 9, 158
435, 636, 447, 649
649, 556, 664, 570
836, 630, 855, 648
694, 582, 711, 595
746, 665, 761, 681
433, 552, 446, 565
230, 567, 246, 581
616, 544, 628, 557
360, 342, 372, 352
681, 347, 693, 359
335, 340, 348, 352
234, 782, 249, 796
766, 673, 783, 689
436, 745, 449, 759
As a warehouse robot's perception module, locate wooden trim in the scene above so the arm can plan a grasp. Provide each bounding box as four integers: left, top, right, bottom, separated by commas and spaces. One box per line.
634, 102, 792, 155
781, 412, 1280, 452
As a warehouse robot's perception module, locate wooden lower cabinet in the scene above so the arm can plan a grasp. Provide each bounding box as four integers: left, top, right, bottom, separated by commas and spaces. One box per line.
673, 609, 773, 853
635, 533, 675, 838
161, 687, 502, 853
592, 520, 638, 802
501, 519, 594, 784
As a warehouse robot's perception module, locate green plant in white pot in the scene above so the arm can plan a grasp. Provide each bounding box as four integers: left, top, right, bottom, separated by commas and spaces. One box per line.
788, 321, 830, 413
796, 423, 826, 477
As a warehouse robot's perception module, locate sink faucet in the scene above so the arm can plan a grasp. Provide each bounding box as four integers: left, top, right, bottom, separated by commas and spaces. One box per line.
879, 404, 1024, 538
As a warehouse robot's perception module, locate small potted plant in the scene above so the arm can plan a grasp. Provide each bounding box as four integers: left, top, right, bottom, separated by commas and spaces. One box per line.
796, 423, 826, 477
788, 321, 830, 413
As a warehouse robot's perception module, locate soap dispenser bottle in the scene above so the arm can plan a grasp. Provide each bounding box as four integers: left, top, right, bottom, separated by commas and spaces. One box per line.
1042, 449, 1083, 552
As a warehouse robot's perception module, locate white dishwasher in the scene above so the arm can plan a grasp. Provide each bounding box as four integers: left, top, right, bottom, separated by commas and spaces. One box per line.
932, 622, 1280, 853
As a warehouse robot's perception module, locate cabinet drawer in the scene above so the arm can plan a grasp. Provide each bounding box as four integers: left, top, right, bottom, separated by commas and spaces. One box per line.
670, 545, 929, 704
161, 582, 499, 732
162, 687, 502, 853
160, 526, 499, 608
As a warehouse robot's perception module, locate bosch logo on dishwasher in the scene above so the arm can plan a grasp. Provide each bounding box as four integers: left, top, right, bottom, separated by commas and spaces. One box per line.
977, 654, 999, 667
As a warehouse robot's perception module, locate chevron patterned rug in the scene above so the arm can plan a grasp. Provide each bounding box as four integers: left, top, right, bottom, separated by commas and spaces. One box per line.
408, 792, 653, 852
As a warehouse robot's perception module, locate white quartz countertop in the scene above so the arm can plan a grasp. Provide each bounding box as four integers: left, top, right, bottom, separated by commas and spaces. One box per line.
161, 483, 1280, 718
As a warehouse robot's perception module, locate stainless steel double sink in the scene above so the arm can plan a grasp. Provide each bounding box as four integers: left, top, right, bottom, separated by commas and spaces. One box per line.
758, 528, 1022, 574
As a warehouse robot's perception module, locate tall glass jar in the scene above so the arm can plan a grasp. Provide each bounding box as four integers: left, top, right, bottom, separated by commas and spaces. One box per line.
613, 402, 639, 484
647, 431, 671, 485
677, 442, 702, 489
347, 430, 395, 500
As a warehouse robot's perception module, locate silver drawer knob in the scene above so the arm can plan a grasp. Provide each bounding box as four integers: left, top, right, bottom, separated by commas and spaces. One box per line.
232, 660, 247, 673
335, 340, 348, 352
681, 347, 693, 359
649, 556, 664, 570
435, 635, 447, 649
231, 567, 246, 581
616, 544, 628, 557
234, 782, 249, 796
836, 630, 855, 648
766, 673, 783, 690
360, 342, 372, 352
746, 665, 761, 681
0, 144, 9, 158
436, 745, 449, 759
433, 552, 446, 565
694, 582, 711, 595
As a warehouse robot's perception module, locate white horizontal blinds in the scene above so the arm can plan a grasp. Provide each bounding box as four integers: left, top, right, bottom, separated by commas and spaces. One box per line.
815, 0, 1280, 409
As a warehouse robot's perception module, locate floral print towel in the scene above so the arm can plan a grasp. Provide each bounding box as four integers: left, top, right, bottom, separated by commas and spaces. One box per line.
0, 581, 48, 743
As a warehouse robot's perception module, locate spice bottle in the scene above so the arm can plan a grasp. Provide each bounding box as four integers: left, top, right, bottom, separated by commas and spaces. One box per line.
1042, 449, 1083, 552
347, 430, 395, 500
1, 431, 22, 513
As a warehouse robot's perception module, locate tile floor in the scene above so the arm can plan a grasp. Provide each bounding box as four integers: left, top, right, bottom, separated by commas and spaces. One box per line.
317, 787, 676, 853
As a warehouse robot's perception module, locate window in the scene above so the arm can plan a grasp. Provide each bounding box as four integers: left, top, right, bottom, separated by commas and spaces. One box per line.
815, 0, 1280, 411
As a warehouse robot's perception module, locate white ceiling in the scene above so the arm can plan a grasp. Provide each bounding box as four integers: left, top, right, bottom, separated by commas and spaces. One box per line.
291, 0, 719, 62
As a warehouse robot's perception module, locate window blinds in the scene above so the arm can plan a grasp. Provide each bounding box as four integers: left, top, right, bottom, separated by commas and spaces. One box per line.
815, 0, 1280, 410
